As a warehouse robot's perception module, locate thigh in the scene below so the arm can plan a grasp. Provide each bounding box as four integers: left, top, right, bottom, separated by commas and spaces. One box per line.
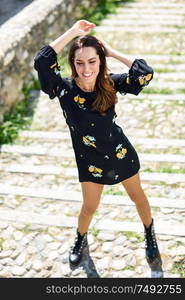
81, 181, 104, 210
121, 172, 144, 198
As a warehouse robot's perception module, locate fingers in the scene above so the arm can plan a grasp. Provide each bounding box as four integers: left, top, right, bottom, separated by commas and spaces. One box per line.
76, 20, 95, 35
78, 19, 95, 31
80, 20, 95, 27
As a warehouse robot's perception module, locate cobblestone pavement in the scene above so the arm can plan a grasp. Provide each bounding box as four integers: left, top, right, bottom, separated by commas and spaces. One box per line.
0, 0, 185, 278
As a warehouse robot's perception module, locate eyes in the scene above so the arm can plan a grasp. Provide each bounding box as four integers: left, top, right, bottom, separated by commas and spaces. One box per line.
76, 61, 96, 65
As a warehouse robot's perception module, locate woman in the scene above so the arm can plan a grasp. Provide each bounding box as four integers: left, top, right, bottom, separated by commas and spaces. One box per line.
34, 20, 162, 269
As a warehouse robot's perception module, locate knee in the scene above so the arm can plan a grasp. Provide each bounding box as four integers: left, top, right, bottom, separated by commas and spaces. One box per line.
128, 190, 146, 205
128, 192, 139, 203
81, 204, 97, 217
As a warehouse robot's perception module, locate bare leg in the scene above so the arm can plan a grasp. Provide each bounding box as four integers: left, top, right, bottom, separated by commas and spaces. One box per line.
121, 172, 162, 273
121, 172, 152, 227
78, 181, 104, 235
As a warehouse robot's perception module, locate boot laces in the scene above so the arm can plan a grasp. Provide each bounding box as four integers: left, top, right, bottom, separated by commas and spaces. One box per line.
71, 234, 87, 254
145, 228, 157, 249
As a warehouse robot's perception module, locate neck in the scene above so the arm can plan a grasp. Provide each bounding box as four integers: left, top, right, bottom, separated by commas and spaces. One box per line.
76, 78, 95, 92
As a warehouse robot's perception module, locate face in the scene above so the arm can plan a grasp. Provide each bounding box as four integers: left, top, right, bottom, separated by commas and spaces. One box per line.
74, 46, 100, 84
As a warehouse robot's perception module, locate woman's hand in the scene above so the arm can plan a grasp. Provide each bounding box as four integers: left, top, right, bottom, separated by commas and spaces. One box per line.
71, 20, 95, 36
97, 38, 115, 57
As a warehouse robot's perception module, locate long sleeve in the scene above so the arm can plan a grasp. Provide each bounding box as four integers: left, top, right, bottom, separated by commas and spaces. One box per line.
110, 59, 154, 96
34, 45, 64, 99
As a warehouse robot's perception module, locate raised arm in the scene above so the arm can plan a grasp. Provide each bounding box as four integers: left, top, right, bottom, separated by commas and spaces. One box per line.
97, 38, 133, 68
49, 20, 95, 54
98, 38, 154, 96
34, 20, 95, 99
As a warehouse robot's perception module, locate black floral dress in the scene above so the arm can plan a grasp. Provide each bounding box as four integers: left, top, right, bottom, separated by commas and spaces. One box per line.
34, 45, 153, 185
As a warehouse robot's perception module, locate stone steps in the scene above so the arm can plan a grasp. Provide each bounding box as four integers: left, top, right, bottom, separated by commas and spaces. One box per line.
104, 17, 184, 24
145, 80, 185, 90
120, 71, 185, 81
96, 30, 185, 57
124, 94, 185, 102
0, 0, 185, 279
123, 2, 185, 9
101, 19, 185, 27
23, 92, 184, 141
96, 36, 183, 55
95, 26, 185, 34
0, 184, 185, 209
17, 130, 185, 147
116, 7, 185, 15
108, 63, 185, 84
1, 144, 185, 163
0, 207, 184, 236
109, 63, 185, 72
109, 13, 184, 19
108, 54, 185, 63
0, 161, 184, 184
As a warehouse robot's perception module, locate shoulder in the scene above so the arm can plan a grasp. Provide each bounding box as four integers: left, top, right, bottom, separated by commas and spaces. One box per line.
59, 77, 74, 89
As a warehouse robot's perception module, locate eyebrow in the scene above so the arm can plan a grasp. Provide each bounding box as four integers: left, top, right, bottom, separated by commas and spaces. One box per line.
75, 57, 97, 62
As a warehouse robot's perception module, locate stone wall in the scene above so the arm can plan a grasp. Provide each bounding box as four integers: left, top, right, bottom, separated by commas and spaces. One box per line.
0, 0, 96, 121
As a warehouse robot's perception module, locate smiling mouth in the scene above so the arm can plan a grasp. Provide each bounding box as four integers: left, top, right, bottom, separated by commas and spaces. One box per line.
83, 73, 93, 78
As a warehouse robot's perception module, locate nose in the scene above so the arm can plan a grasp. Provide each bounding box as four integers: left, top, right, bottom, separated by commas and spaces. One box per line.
83, 63, 91, 73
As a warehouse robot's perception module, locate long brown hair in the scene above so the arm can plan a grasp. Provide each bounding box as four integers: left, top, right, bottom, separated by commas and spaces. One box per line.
68, 35, 117, 115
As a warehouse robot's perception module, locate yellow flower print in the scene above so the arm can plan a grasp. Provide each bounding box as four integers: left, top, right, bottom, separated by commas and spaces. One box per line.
79, 98, 86, 104
138, 73, 153, 86
115, 144, 127, 159
126, 75, 130, 84
145, 74, 152, 81
88, 165, 103, 178
83, 136, 96, 148
74, 96, 86, 104
88, 166, 94, 172
50, 62, 60, 75
50, 63, 57, 69
74, 95, 86, 110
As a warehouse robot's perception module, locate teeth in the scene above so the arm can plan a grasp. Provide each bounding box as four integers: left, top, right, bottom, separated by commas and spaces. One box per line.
83, 73, 92, 77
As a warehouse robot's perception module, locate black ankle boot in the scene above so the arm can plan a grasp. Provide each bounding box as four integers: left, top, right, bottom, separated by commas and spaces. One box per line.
69, 230, 88, 266
144, 219, 161, 264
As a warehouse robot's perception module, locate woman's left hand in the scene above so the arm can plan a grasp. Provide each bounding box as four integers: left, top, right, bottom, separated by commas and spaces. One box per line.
98, 38, 115, 57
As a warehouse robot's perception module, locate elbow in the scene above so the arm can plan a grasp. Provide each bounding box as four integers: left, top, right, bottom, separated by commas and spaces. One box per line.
34, 59, 38, 71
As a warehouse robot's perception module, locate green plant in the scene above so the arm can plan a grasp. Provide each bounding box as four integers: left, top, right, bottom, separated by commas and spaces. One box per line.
0, 238, 4, 250
142, 87, 173, 94
58, 54, 71, 77
169, 241, 184, 249
170, 257, 185, 278
103, 187, 123, 195
122, 266, 135, 271
90, 227, 100, 237
80, 0, 130, 26
0, 77, 40, 144
142, 166, 185, 174
121, 231, 143, 242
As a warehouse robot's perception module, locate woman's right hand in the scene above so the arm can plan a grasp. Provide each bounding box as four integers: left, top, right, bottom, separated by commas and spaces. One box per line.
71, 20, 95, 36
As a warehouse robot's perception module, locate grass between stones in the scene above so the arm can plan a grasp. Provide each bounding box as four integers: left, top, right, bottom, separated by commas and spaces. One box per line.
141, 165, 185, 174
154, 68, 182, 73
121, 231, 144, 242
90, 227, 100, 237
0, 237, 4, 250
103, 187, 123, 196
0, 78, 40, 145
142, 87, 179, 94
170, 257, 185, 278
